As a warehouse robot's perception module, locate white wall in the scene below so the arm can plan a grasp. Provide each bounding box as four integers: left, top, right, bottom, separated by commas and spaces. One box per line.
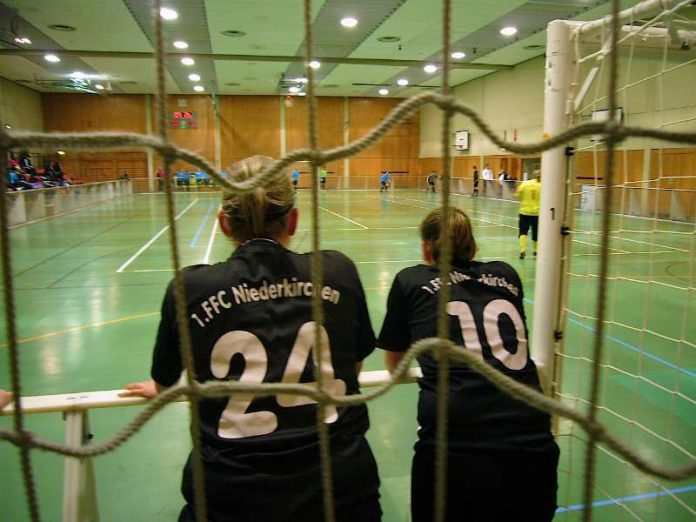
0, 78, 43, 132
420, 46, 696, 157
420, 57, 545, 158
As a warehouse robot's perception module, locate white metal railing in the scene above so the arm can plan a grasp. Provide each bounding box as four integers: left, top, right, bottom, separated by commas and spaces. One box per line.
0, 368, 421, 522
6, 180, 133, 227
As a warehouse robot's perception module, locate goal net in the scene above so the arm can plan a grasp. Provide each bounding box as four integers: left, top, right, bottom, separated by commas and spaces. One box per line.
535, 1, 696, 518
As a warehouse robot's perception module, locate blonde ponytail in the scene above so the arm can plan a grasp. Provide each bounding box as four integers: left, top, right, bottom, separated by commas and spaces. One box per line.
221, 156, 294, 242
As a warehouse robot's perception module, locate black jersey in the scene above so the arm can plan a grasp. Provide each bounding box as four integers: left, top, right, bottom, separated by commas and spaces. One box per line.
378, 260, 555, 454
151, 239, 375, 457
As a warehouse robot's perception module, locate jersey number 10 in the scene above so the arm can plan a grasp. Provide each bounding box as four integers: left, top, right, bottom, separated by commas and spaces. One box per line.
447, 298, 528, 370
211, 322, 347, 439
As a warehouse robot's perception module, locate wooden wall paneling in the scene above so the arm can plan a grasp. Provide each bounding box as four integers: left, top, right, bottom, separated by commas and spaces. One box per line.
285, 97, 346, 152
219, 96, 281, 168
285, 97, 309, 153
348, 98, 419, 173
649, 147, 696, 218
43, 94, 147, 133
453, 157, 480, 178
154, 95, 216, 172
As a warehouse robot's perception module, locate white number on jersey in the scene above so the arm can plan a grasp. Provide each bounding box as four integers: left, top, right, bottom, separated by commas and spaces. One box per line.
211, 322, 347, 439
446, 299, 528, 370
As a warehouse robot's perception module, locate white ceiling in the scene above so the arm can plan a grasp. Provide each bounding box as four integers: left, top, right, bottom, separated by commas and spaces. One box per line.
0, 0, 658, 97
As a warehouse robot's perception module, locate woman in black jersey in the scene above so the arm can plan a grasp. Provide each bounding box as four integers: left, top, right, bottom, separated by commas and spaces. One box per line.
123, 156, 381, 522
378, 207, 558, 522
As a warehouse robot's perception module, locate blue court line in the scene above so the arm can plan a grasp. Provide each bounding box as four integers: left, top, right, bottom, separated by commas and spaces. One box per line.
556, 484, 696, 512
190, 203, 216, 247
523, 298, 696, 379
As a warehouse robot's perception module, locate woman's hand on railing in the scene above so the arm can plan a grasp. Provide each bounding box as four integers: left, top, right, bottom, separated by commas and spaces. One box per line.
0, 390, 13, 409
119, 380, 159, 399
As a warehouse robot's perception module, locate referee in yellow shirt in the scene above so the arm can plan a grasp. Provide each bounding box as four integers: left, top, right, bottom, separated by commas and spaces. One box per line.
516, 170, 541, 259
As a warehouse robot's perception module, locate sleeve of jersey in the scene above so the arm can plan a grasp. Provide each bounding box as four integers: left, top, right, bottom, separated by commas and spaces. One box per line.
377, 275, 411, 352
150, 282, 183, 387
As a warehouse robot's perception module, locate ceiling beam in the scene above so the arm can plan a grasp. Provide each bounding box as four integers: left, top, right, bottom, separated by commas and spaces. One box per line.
0, 49, 513, 71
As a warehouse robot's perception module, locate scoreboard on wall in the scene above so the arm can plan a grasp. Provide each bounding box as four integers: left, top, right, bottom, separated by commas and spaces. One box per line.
169, 111, 197, 129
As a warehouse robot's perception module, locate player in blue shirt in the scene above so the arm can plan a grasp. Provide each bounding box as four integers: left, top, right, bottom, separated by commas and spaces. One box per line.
379, 171, 390, 192
291, 168, 299, 192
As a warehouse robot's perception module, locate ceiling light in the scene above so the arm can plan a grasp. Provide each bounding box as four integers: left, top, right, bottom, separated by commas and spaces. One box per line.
500, 26, 518, 36
94, 84, 105, 90
14, 36, 32, 45
44, 54, 60, 63
181, 57, 195, 66
193, 85, 205, 92
173, 40, 188, 49
57, 150, 66, 156
340, 17, 358, 28
423, 64, 438, 74
160, 7, 178, 20
308, 61, 321, 70
290, 77, 308, 84
397, 78, 409, 86
377, 36, 401, 43
221, 30, 246, 37
71, 71, 86, 79
451, 51, 466, 59
48, 24, 76, 32
378, 88, 389, 95
4, 124, 12, 130
188, 73, 201, 82
288, 86, 301, 93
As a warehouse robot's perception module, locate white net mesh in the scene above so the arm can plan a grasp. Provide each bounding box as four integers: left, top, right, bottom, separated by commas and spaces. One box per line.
556, 2, 696, 518
1, 1, 696, 522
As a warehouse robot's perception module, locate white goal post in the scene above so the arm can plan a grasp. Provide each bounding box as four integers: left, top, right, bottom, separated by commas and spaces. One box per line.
532, 0, 695, 390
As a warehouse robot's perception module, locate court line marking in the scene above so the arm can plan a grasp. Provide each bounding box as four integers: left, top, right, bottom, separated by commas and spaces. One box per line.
116, 199, 199, 273
203, 217, 220, 264
319, 206, 369, 229
524, 297, 696, 379
556, 484, 696, 513
190, 202, 216, 247
0, 312, 159, 349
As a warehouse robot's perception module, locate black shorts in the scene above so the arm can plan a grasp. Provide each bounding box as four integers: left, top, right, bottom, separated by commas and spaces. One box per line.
292, 180, 298, 186
411, 445, 559, 522
179, 437, 381, 522
519, 214, 539, 241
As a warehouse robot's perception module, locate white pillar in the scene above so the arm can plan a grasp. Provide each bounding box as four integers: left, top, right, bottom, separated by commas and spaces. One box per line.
145, 95, 155, 192
532, 20, 573, 388
213, 94, 222, 172
279, 96, 287, 157
343, 97, 350, 189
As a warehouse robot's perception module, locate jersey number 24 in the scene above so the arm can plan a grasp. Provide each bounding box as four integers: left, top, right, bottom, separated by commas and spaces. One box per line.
211, 321, 347, 439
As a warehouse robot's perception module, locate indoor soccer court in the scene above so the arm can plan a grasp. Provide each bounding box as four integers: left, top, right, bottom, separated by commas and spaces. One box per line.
1, 188, 694, 521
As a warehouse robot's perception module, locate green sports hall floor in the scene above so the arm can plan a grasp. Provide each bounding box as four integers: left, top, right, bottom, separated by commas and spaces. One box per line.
1, 188, 694, 521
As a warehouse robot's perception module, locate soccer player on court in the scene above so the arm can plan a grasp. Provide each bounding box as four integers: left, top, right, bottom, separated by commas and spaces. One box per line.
516, 169, 541, 259
319, 166, 328, 189
472, 165, 479, 197
426, 171, 437, 193
291, 167, 299, 192
378, 207, 559, 522
123, 155, 381, 522
379, 171, 390, 192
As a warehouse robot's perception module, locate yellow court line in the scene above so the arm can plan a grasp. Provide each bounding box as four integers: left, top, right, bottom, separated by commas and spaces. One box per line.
0, 312, 159, 349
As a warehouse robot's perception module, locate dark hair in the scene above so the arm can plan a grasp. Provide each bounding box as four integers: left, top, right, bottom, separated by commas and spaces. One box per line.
420, 207, 477, 263
221, 155, 294, 242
